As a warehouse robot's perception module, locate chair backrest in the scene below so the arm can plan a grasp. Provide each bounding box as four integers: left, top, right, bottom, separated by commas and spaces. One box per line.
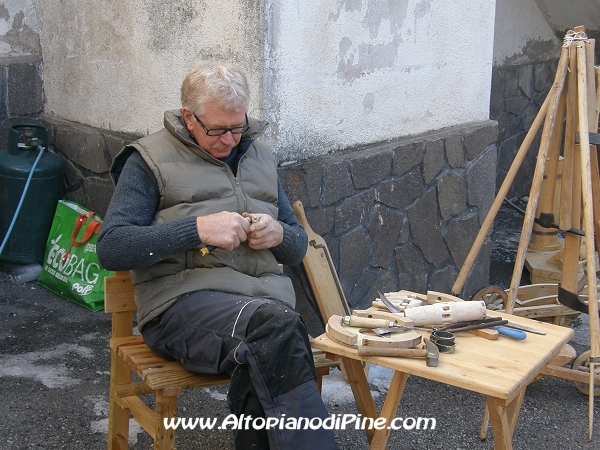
104, 270, 136, 338
292, 200, 350, 321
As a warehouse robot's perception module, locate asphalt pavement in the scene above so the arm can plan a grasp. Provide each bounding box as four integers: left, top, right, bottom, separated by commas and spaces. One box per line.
1, 201, 599, 450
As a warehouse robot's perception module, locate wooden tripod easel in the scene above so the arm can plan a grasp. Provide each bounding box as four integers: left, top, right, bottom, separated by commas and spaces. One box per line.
451, 26, 600, 441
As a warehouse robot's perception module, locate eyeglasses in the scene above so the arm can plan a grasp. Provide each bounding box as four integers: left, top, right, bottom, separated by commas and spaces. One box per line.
193, 113, 250, 136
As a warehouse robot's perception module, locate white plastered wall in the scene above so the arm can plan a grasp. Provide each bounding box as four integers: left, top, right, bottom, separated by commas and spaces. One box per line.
264, 0, 496, 158
0, 0, 40, 54
38, 0, 497, 161
37, 0, 264, 135
493, 0, 561, 66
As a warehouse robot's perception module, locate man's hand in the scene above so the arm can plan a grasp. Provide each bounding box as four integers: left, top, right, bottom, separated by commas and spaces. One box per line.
196, 212, 251, 252
242, 213, 284, 250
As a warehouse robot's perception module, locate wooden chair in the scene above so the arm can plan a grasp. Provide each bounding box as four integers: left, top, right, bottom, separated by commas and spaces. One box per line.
105, 200, 349, 450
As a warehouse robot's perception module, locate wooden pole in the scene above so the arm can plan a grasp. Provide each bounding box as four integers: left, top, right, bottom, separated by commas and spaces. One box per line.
529, 78, 567, 251
505, 46, 570, 314
561, 45, 584, 330
576, 39, 600, 442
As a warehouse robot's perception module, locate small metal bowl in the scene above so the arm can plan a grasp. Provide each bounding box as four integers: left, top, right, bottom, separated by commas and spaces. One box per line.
433, 337, 456, 353
430, 330, 455, 343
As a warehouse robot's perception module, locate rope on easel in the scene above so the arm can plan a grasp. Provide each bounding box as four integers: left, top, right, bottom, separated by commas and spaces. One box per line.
563, 29, 588, 47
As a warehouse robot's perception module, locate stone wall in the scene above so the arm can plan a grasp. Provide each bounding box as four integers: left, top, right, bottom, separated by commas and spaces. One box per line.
490, 59, 558, 198
40, 114, 134, 216
279, 121, 498, 310
32, 115, 497, 313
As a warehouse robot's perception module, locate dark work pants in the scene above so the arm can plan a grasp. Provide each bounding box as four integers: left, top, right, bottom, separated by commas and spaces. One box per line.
142, 290, 338, 450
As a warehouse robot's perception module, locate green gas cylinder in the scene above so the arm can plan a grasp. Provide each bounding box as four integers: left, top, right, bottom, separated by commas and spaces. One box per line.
0, 124, 64, 266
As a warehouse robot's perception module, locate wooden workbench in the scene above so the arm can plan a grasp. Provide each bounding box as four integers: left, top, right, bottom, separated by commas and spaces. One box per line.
312, 310, 574, 450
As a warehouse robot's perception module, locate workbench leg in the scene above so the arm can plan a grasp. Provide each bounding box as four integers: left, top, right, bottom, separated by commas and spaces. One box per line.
369, 371, 409, 450
340, 357, 379, 443
486, 389, 525, 450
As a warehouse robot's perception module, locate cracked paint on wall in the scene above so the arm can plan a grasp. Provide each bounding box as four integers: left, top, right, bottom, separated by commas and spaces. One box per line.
333, 1, 435, 84
0, 1, 41, 54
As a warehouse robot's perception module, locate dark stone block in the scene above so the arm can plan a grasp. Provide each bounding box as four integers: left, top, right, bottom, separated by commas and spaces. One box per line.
367, 205, 405, 268
406, 187, 450, 268
378, 168, 424, 209
521, 104, 541, 130
82, 176, 114, 217
105, 132, 136, 160
349, 270, 396, 310
334, 189, 376, 236
303, 205, 335, 236
278, 167, 308, 207
504, 67, 520, 97
422, 139, 444, 183
392, 141, 424, 176
7, 61, 43, 115
352, 270, 397, 310
302, 163, 323, 208
498, 136, 518, 171
398, 215, 410, 244
496, 112, 520, 144
445, 134, 464, 169
518, 64, 534, 99
464, 123, 498, 161
429, 265, 458, 294
534, 60, 556, 92
64, 188, 86, 209
338, 228, 370, 298
61, 157, 84, 189
466, 145, 497, 225
349, 149, 392, 189
437, 171, 466, 220
489, 69, 505, 120
462, 240, 492, 299
444, 210, 480, 267
322, 160, 354, 206
395, 244, 427, 294
505, 96, 530, 116
54, 123, 111, 173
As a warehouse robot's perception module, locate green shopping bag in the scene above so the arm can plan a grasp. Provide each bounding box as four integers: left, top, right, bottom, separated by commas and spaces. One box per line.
37, 200, 113, 312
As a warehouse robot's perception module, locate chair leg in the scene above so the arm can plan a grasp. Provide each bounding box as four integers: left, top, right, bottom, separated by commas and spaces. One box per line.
108, 396, 130, 450
154, 388, 180, 450
108, 352, 131, 450
315, 367, 330, 392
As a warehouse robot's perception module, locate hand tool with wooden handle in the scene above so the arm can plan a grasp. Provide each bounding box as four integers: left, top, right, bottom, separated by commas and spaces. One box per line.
357, 339, 439, 367
342, 316, 412, 331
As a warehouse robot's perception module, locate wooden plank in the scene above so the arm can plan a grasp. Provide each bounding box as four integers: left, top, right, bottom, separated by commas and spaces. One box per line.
146, 371, 230, 390
110, 334, 142, 353
115, 381, 155, 398
293, 200, 350, 319
512, 303, 580, 320
368, 371, 409, 450
118, 396, 156, 439
338, 357, 378, 444
513, 283, 558, 301
108, 347, 132, 450
541, 364, 600, 384
104, 273, 136, 313
155, 391, 177, 449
